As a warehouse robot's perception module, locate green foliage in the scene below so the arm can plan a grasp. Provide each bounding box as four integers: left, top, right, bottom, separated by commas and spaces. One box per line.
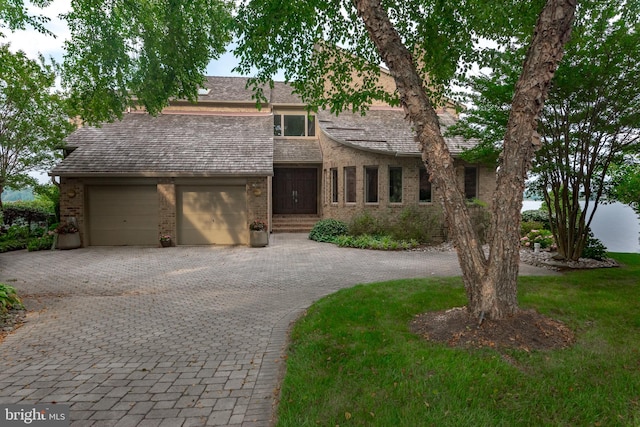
581, 231, 608, 261
61, 0, 233, 124
521, 221, 545, 237
27, 233, 54, 252
348, 210, 386, 237
2, 201, 53, 226
0, 283, 24, 313
608, 162, 640, 213
309, 219, 349, 243
521, 209, 549, 224
520, 228, 555, 249
0, 0, 52, 37
0, 223, 50, 253
0, 46, 74, 197
278, 254, 640, 426
334, 234, 419, 250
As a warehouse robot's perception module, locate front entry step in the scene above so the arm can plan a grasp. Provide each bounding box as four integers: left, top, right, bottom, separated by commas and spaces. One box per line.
271, 215, 320, 233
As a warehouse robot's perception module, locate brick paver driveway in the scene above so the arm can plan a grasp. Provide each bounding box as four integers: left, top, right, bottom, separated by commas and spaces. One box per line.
0, 234, 554, 426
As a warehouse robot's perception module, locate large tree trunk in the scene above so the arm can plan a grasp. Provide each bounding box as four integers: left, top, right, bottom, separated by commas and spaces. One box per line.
353, 0, 576, 319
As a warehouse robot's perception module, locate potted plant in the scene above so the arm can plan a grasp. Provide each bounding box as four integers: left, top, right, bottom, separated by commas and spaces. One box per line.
159, 234, 172, 247
249, 220, 269, 247
54, 220, 81, 250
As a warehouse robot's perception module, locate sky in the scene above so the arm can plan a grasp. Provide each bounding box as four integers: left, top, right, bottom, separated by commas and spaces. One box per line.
4, 0, 244, 77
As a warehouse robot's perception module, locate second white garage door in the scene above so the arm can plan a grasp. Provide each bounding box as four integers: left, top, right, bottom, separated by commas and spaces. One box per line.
178, 186, 248, 245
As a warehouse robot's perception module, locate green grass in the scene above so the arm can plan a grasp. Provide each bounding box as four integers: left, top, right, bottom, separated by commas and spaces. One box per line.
277, 253, 640, 426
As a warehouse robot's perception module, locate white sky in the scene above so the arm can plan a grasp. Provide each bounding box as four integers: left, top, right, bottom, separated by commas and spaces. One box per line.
3, 0, 242, 76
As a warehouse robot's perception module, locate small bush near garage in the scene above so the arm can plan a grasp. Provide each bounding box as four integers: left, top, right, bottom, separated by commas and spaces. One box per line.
309, 219, 349, 242
334, 234, 420, 250
0, 283, 24, 314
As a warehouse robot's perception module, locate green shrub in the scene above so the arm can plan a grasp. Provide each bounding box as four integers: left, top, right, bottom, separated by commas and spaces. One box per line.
334, 234, 419, 250
0, 283, 24, 313
309, 219, 349, 242
521, 228, 555, 249
389, 205, 444, 244
521, 221, 545, 237
521, 209, 550, 229
348, 210, 386, 236
27, 234, 55, 252
2, 201, 54, 227
582, 231, 608, 260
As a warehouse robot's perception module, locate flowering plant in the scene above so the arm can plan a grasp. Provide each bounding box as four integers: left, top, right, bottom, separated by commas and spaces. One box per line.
54, 221, 78, 234
249, 220, 267, 231
520, 229, 554, 249
159, 234, 172, 242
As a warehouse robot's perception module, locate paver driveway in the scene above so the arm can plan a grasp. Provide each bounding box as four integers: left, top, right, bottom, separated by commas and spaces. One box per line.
0, 233, 554, 426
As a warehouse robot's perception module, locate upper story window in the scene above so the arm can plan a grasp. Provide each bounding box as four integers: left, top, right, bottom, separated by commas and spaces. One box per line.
274, 114, 316, 137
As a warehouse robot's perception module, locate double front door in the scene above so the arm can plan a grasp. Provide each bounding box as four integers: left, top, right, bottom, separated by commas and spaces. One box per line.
273, 168, 317, 214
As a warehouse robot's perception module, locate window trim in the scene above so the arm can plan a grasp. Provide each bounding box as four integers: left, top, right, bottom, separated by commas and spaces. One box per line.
273, 113, 316, 137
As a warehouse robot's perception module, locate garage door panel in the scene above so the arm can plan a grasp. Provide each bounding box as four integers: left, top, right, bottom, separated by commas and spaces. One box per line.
89, 186, 158, 246
178, 186, 247, 245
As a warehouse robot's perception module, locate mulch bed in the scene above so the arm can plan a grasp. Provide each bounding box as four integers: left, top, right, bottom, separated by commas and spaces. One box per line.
410, 307, 575, 352
0, 308, 27, 344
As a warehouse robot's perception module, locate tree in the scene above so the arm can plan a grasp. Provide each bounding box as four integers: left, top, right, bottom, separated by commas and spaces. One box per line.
609, 162, 640, 214
451, 0, 640, 260
60, 0, 234, 125
58, 0, 575, 320
0, 0, 52, 37
0, 45, 74, 209
234, 0, 576, 319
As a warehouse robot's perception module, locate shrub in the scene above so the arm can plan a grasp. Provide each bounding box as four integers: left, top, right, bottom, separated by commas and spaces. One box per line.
521, 229, 555, 249
334, 234, 419, 250
521, 221, 545, 237
521, 209, 550, 229
582, 231, 608, 260
0, 225, 30, 253
0, 283, 24, 314
309, 219, 349, 242
389, 205, 444, 244
348, 210, 385, 237
27, 234, 55, 252
2, 201, 53, 227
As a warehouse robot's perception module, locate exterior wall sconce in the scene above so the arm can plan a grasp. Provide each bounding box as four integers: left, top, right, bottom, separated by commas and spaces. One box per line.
67, 189, 77, 198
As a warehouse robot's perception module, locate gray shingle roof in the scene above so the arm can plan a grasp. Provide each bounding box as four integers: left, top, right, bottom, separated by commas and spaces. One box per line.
274, 138, 322, 163
198, 76, 268, 103
318, 109, 476, 156
52, 113, 273, 177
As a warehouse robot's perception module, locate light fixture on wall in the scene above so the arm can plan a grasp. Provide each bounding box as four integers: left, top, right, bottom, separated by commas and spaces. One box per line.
67, 189, 76, 198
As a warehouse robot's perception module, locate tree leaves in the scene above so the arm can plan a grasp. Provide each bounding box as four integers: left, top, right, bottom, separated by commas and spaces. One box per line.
61, 0, 234, 124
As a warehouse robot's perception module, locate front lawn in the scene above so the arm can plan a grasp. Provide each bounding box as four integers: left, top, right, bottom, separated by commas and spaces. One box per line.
276, 253, 640, 426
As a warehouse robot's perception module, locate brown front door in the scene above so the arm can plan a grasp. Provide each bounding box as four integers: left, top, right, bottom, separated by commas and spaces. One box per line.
273, 168, 318, 214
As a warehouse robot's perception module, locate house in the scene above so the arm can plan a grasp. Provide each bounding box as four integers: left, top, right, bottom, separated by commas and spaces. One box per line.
51, 75, 495, 246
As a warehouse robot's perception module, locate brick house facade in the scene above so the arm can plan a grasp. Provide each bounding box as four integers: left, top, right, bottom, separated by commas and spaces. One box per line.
51, 76, 493, 247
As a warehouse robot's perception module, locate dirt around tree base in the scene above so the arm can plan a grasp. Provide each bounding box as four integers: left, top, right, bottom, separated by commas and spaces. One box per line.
410, 307, 575, 352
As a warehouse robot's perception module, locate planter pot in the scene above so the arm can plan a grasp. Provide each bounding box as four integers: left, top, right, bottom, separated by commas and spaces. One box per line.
160, 239, 171, 248
250, 230, 269, 247
57, 232, 81, 250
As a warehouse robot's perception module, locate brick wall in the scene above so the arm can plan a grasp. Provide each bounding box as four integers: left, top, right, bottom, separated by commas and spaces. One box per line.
59, 177, 85, 246
157, 179, 176, 247
246, 177, 269, 229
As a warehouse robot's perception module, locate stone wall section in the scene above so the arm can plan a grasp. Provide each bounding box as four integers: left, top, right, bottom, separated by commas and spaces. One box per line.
157, 179, 176, 247
59, 177, 85, 245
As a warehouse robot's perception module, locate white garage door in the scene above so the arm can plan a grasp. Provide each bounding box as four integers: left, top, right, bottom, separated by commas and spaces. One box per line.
88, 186, 158, 246
178, 186, 247, 245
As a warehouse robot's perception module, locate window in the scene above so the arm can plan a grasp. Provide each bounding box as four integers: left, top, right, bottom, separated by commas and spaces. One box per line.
273, 114, 315, 136
419, 167, 432, 203
464, 166, 478, 200
344, 167, 356, 203
389, 167, 402, 203
365, 167, 378, 203
331, 168, 338, 203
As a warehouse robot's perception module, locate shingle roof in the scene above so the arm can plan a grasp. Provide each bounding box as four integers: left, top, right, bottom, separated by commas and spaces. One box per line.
273, 138, 322, 163
197, 76, 268, 103
317, 109, 476, 157
52, 113, 273, 177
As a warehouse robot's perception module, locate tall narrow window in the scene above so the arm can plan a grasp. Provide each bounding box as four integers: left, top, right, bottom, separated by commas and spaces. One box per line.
389, 167, 402, 203
345, 167, 356, 203
331, 168, 338, 203
307, 115, 316, 137
365, 167, 379, 203
464, 166, 478, 200
273, 115, 282, 136
419, 167, 432, 203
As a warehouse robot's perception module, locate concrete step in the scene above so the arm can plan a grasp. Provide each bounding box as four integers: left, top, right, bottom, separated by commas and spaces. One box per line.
271, 215, 320, 233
